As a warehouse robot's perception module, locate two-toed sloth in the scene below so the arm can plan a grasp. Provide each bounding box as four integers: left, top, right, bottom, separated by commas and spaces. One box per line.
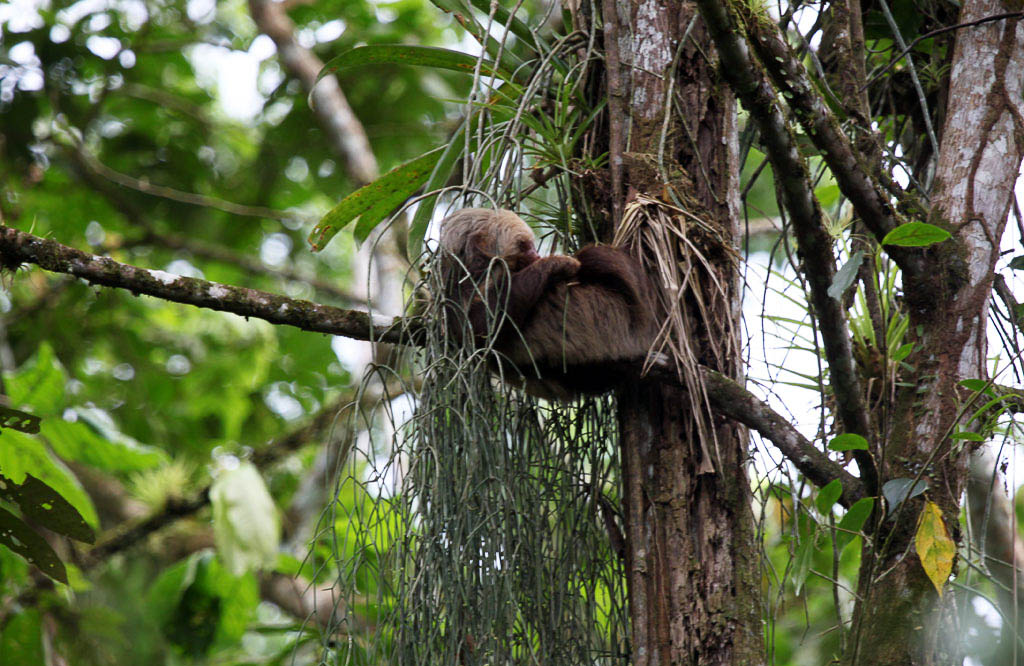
438, 208, 658, 400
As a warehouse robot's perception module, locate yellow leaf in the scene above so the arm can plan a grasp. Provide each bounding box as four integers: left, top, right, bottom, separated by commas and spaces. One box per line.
916, 500, 956, 597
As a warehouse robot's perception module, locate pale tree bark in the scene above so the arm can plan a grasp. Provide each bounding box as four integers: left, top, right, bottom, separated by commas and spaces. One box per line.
609, 2, 763, 663
846, 4, 1024, 664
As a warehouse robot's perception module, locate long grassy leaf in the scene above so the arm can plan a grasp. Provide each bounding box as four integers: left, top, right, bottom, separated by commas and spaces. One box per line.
309, 148, 444, 251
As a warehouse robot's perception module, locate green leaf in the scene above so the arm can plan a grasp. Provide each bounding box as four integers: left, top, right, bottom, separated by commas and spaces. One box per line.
815, 479, 843, 514
882, 477, 928, 516
836, 497, 875, 552
0, 608, 43, 663
309, 148, 444, 251
890, 341, 915, 362
0, 506, 68, 583
881, 222, 951, 247
210, 462, 280, 576
0, 473, 94, 543
466, 0, 539, 50
0, 430, 99, 528
916, 500, 955, 597
6, 343, 65, 416
828, 250, 864, 300
317, 45, 507, 84
1007, 255, 1024, 270
828, 433, 869, 451
792, 531, 815, 595
40, 411, 166, 472
958, 378, 994, 395
950, 430, 984, 442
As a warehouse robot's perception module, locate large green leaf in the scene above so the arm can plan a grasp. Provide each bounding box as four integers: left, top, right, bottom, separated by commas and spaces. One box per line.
40, 410, 167, 472
318, 44, 509, 84
0, 473, 94, 543
6, 343, 65, 416
0, 430, 99, 528
0, 506, 68, 583
881, 222, 951, 247
309, 147, 444, 250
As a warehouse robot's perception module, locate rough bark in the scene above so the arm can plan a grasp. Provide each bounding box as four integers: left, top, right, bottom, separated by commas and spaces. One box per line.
845, 4, 1024, 664
612, 2, 762, 663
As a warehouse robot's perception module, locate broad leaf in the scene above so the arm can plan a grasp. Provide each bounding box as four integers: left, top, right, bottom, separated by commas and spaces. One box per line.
309, 148, 444, 250
881, 222, 951, 247
0, 506, 67, 583
828, 433, 869, 451
836, 497, 875, 552
815, 479, 843, 514
916, 500, 955, 596
792, 531, 816, 595
882, 477, 928, 516
0, 473, 94, 543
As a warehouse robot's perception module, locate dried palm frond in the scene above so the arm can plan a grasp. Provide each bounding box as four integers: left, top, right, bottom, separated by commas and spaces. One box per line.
614, 194, 740, 474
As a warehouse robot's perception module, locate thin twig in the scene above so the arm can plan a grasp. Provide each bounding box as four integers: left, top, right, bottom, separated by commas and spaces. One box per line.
601, 0, 625, 227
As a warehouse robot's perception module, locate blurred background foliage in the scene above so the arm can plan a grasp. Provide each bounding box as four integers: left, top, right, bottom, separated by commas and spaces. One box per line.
1, 0, 1021, 664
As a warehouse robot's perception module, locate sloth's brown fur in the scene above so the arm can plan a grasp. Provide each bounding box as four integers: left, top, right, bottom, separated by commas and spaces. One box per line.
439, 208, 658, 400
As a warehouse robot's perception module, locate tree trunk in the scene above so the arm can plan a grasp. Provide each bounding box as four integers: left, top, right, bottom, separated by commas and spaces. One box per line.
610, 2, 762, 663
845, 4, 1024, 664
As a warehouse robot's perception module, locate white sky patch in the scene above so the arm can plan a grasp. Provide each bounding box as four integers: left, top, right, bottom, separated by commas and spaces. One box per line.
186, 0, 215, 24
86, 34, 121, 59
0, 0, 46, 32
315, 19, 345, 43
187, 43, 267, 121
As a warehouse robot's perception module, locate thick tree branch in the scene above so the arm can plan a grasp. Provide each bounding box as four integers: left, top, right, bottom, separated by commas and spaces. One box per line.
731, 6, 926, 274
3, 226, 862, 504
694, 366, 866, 506
695, 1, 877, 493
0, 225, 413, 345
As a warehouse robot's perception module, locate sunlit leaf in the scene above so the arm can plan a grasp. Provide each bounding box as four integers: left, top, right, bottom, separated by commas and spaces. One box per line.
890, 342, 915, 362
881, 222, 951, 247
828, 433, 869, 451
916, 501, 955, 597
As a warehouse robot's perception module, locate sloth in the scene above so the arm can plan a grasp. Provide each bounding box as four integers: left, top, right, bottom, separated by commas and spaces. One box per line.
438, 208, 658, 400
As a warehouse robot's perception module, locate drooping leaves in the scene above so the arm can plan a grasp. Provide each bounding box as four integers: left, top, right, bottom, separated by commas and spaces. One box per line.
317, 44, 509, 85
309, 148, 444, 250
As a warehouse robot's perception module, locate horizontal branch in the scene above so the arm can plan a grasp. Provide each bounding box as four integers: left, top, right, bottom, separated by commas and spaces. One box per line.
0, 225, 416, 345
3, 225, 863, 503
648, 363, 865, 506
